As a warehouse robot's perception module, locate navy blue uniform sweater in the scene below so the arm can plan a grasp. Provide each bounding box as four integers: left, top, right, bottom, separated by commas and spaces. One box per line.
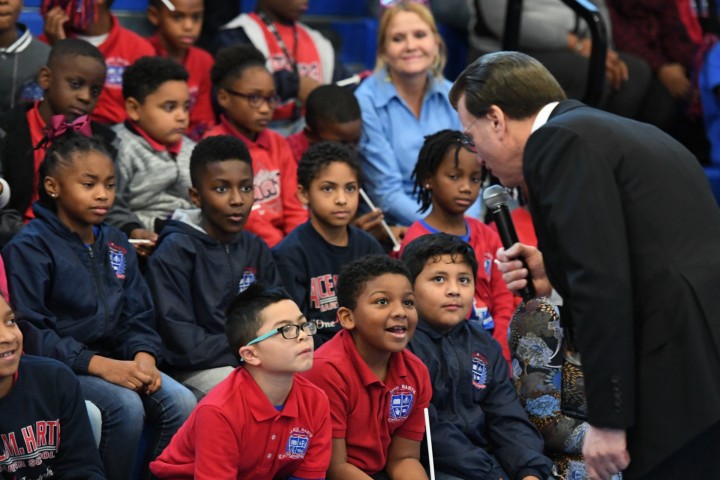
0, 355, 105, 479
2, 204, 160, 373
408, 319, 553, 479
145, 210, 282, 371
272, 221, 383, 346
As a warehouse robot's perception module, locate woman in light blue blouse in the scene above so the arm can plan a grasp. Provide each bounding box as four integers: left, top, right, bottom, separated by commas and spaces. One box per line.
355, 2, 480, 226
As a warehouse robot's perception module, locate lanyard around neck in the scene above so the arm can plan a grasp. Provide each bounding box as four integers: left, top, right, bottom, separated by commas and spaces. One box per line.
257, 10, 299, 74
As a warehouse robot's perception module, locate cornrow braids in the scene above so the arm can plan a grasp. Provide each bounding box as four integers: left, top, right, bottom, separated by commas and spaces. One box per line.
37, 131, 112, 210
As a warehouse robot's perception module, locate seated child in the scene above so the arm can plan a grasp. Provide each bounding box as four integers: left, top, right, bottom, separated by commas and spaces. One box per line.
273, 142, 383, 346
302, 254, 432, 479
150, 282, 331, 479
40, 0, 156, 124
205, 45, 307, 247
0, 38, 142, 246
401, 233, 553, 480
110, 55, 195, 236
146, 135, 283, 398
0, 0, 50, 112
285, 85, 407, 250
0, 293, 105, 479
399, 129, 515, 363
147, 0, 214, 140
286, 84, 363, 164
213, 0, 350, 134
2, 131, 196, 480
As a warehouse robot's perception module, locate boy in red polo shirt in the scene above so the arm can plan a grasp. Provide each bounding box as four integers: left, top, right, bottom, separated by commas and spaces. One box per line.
205, 45, 307, 247
150, 283, 331, 479
109, 56, 195, 239
147, 0, 214, 141
302, 255, 432, 479
40, 0, 156, 125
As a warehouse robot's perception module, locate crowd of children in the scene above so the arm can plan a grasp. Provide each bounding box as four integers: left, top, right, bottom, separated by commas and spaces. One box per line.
0, 1, 615, 479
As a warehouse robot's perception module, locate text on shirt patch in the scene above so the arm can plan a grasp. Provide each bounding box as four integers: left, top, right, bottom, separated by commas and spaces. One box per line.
0, 419, 60, 473
388, 385, 416, 422
309, 274, 338, 312
254, 169, 280, 204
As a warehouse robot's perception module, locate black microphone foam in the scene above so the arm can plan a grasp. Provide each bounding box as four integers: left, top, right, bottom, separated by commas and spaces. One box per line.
482, 185, 536, 301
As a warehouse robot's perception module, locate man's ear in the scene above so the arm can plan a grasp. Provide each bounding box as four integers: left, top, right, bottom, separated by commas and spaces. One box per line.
297, 185, 309, 205
337, 307, 356, 330
486, 105, 507, 139
239, 346, 261, 366
125, 97, 142, 122
38, 66, 52, 90
189, 186, 201, 208
147, 6, 160, 27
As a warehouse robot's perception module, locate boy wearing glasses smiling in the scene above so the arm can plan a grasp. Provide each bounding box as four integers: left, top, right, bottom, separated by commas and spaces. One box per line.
206, 44, 308, 247
150, 282, 332, 479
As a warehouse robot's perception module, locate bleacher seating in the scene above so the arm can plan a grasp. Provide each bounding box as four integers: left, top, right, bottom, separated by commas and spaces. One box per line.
19, 0, 468, 78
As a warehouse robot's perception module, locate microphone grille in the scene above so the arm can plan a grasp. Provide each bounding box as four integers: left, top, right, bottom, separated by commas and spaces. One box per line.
482, 185, 511, 210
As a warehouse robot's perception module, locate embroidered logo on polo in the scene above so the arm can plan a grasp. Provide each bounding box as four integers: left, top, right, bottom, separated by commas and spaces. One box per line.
278, 427, 312, 460
108, 243, 127, 279
388, 385, 416, 422
472, 353, 489, 389
105, 57, 132, 87
484, 253, 493, 278
238, 268, 256, 293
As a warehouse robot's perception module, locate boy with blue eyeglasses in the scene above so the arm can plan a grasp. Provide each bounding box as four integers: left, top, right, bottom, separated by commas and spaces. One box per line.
150, 282, 332, 479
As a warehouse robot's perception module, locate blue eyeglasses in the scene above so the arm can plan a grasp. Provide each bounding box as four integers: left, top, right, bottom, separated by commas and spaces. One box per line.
245, 322, 318, 347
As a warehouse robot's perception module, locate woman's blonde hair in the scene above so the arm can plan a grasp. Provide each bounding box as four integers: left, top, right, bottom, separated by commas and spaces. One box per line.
375, 1, 447, 78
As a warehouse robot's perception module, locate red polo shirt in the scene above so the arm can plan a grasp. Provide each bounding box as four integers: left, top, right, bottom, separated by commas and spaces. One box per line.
301, 329, 431, 475
150, 367, 331, 479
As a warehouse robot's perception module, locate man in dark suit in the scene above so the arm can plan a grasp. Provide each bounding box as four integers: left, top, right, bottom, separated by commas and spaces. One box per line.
449, 51, 720, 480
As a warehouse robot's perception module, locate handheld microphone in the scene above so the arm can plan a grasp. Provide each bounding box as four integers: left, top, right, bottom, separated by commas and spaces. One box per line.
482, 185, 536, 301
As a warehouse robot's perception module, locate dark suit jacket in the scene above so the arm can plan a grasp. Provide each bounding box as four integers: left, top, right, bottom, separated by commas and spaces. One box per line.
523, 100, 720, 476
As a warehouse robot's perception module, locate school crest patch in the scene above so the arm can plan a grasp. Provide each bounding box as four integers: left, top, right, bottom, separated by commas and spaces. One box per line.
279, 427, 312, 459
107, 242, 127, 279
484, 252, 494, 278
105, 57, 131, 87
238, 268, 256, 293
472, 352, 489, 389
388, 385, 416, 422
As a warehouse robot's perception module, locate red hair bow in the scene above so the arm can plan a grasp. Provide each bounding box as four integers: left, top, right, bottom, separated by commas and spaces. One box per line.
44, 114, 93, 140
